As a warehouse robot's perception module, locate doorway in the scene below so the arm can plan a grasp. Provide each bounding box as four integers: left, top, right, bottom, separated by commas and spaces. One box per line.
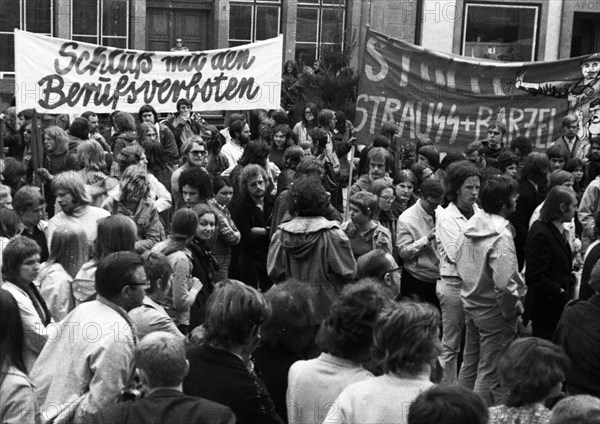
147, 4, 213, 52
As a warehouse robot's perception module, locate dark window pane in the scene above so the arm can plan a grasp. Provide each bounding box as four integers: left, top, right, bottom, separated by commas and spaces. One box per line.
297, 8, 318, 42
256, 6, 279, 40
73, 0, 98, 35
298, 0, 318, 4
321, 8, 344, 44
103, 0, 128, 37
322, 0, 346, 5
0, 33, 15, 72
72, 35, 98, 45
295, 43, 316, 68
102, 37, 127, 48
0, 0, 20, 32
229, 5, 252, 41
229, 40, 250, 48
26, 0, 52, 33
464, 5, 538, 61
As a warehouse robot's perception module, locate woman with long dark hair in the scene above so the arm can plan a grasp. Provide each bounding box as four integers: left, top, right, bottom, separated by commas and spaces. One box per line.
0, 289, 40, 423
293, 102, 319, 150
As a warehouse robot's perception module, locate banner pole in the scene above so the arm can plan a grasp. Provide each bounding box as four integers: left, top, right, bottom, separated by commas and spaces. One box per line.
344, 145, 355, 222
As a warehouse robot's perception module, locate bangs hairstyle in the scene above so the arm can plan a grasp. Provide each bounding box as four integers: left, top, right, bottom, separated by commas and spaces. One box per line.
49, 226, 88, 278
548, 170, 575, 191
137, 122, 155, 143
179, 166, 213, 200
393, 169, 417, 186
350, 191, 379, 220
77, 139, 106, 171
498, 337, 570, 407
372, 302, 441, 376
418, 145, 440, 170
135, 332, 187, 387
480, 175, 518, 215
94, 215, 137, 261
444, 161, 480, 204
142, 251, 173, 294
2, 236, 41, 282
204, 279, 271, 348
44, 126, 69, 151
261, 279, 315, 353
316, 280, 391, 362
0, 208, 21, 239
192, 202, 217, 222
369, 178, 393, 197
539, 186, 577, 223
180, 136, 206, 165
212, 175, 233, 195
120, 165, 150, 201
52, 171, 92, 205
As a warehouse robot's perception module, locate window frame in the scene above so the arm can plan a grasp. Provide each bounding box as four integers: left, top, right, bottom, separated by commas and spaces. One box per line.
228, 0, 282, 47
70, 0, 130, 49
295, 0, 346, 64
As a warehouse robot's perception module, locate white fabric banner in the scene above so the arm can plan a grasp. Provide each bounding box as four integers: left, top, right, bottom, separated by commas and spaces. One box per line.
15, 30, 283, 114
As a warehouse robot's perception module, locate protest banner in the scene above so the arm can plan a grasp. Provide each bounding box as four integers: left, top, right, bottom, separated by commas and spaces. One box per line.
14, 30, 283, 114
356, 28, 600, 153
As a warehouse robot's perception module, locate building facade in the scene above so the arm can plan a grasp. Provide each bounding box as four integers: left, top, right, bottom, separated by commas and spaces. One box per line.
1, 0, 599, 110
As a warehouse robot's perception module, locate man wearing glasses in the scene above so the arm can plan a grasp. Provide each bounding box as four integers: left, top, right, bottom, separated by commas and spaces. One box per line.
32, 252, 146, 424
171, 38, 189, 52
479, 120, 507, 169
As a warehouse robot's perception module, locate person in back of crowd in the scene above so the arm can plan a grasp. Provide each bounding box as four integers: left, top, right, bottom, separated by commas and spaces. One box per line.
277, 145, 304, 195
417, 145, 441, 174
496, 151, 520, 180
81, 110, 111, 152
46, 171, 111, 256
221, 119, 251, 170
293, 102, 318, 151
408, 386, 488, 424
152, 208, 203, 334
357, 135, 392, 178
547, 143, 570, 173
128, 252, 183, 340
554, 260, 600, 397
355, 249, 402, 300
0, 209, 21, 283
579, 138, 600, 252
171, 136, 208, 210
548, 395, 600, 424
111, 111, 138, 157
350, 147, 393, 198
287, 281, 391, 424
76, 139, 116, 207
436, 161, 481, 386
525, 186, 577, 340
184, 280, 283, 424
369, 178, 397, 246
0, 184, 12, 209
324, 302, 439, 424
565, 157, 586, 199
67, 117, 91, 153
268, 178, 355, 323
551, 113, 590, 162
409, 162, 435, 195
231, 164, 274, 291
391, 169, 418, 219
343, 191, 393, 260
1, 236, 52, 372
165, 98, 201, 152
13, 186, 49, 262
509, 152, 550, 269
103, 165, 164, 253
269, 124, 295, 171
209, 176, 240, 281
2, 158, 27, 197
37, 226, 88, 321
465, 141, 485, 168
32, 252, 145, 424
253, 280, 315, 423
0, 289, 41, 424
0, 107, 24, 159
489, 337, 570, 424
315, 110, 343, 211
396, 178, 444, 308
510, 136, 533, 171
138, 104, 179, 166
479, 120, 508, 169
142, 137, 174, 197
92, 331, 235, 424
72, 215, 137, 305
202, 125, 229, 177
219, 112, 246, 147
455, 175, 524, 405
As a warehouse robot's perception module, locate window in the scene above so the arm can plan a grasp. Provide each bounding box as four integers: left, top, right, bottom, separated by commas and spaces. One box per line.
296, 0, 346, 68
228, 0, 281, 47
0, 0, 53, 74
462, 3, 539, 62
71, 0, 129, 48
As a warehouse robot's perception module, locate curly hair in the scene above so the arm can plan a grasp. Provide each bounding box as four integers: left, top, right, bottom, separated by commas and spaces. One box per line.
178, 166, 213, 200
372, 301, 441, 376
316, 280, 391, 362
292, 177, 330, 217
113, 111, 136, 132
498, 337, 570, 407
120, 165, 150, 201
117, 144, 145, 173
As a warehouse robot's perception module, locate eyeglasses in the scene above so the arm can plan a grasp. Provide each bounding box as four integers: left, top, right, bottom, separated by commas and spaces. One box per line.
190, 150, 207, 156
380, 195, 395, 203
305, 111, 313, 115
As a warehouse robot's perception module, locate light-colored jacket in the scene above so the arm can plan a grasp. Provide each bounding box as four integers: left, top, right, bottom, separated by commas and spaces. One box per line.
37, 262, 75, 322
456, 211, 525, 320
0, 366, 40, 424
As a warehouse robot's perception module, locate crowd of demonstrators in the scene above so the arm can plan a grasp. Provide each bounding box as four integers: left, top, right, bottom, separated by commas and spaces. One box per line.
3, 98, 600, 424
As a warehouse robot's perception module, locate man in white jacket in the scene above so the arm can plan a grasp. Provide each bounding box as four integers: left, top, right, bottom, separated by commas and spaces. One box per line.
455, 175, 525, 406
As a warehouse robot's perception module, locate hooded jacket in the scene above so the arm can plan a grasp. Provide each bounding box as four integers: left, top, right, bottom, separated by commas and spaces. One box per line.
267, 216, 356, 322
456, 210, 525, 320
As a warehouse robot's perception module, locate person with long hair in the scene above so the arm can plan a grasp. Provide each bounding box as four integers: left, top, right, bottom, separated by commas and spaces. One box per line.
391, 169, 418, 219
111, 111, 138, 157
489, 337, 570, 423
12, 186, 49, 262
151, 208, 203, 334
209, 176, 240, 282
293, 102, 318, 150
202, 125, 229, 177
141, 137, 173, 194
525, 186, 578, 340
37, 226, 88, 321
1, 236, 52, 371
138, 104, 179, 166
171, 136, 208, 210
102, 165, 164, 253
0, 289, 40, 424
325, 302, 440, 424
76, 139, 116, 207
72, 215, 137, 305
0, 208, 22, 284
269, 124, 295, 171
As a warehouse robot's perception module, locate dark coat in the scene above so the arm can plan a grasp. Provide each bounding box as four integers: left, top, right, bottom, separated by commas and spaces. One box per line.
524, 220, 572, 339
90, 388, 236, 424
509, 179, 543, 268
183, 344, 284, 424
